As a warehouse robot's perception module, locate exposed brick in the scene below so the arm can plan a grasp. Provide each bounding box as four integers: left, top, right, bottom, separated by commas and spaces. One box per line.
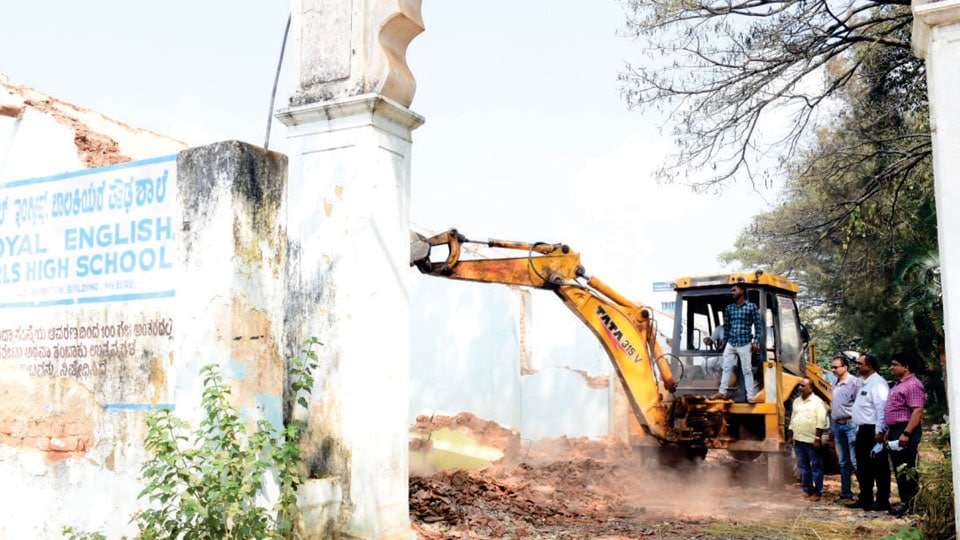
0, 376, 96, 460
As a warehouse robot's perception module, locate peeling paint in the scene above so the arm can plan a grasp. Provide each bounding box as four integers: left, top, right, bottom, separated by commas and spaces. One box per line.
218, 295, 285, 433
256, 394, 283, 429
149, 356, 166, 407
224, 359, 249, 381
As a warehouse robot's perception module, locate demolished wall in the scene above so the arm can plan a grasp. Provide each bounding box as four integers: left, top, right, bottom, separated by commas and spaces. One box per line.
0, 73, 186, 181
408, 254, 677, 453
407, 230, 679, 471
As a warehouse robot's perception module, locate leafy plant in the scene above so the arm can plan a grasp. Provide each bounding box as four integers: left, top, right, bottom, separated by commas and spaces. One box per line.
913, 425, 956, 540
62, 527, 107, 540
64, 337, 320, 540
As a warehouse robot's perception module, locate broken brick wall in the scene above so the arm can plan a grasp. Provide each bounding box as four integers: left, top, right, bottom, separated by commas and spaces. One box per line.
0, 74, 186, 184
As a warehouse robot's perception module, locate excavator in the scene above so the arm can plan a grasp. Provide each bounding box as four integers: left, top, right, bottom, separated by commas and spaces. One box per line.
410, 228, 834, 484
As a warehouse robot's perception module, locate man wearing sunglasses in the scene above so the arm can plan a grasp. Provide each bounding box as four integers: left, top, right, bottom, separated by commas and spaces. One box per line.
830, 355, 860, 503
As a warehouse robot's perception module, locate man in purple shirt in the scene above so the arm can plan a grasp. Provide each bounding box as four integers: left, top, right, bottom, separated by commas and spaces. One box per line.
883, 351, 926, 517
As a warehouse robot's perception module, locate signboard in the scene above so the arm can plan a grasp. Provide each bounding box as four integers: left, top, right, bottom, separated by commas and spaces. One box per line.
0, 156, 178, 382
652, 281, 674, 292
661, 301, 676, 312
0, 155, 177, 307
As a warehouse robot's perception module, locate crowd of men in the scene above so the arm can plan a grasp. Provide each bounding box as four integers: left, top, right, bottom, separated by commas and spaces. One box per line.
787, 351, 927, 518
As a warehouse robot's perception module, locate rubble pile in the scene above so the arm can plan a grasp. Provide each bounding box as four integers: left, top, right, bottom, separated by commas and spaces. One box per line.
408, 415, 909, 539
409, 416, 662, 539
410, 458, 657, 539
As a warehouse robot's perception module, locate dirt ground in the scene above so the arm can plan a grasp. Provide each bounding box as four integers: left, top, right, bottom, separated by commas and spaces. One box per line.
409, 416, 914, 540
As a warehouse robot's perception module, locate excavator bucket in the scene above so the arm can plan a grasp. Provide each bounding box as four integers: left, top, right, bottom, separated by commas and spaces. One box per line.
410, 231, 431, 267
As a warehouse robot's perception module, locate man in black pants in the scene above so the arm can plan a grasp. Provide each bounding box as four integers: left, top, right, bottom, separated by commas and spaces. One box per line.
848, 353, 891, 511
883, 351, 926, 517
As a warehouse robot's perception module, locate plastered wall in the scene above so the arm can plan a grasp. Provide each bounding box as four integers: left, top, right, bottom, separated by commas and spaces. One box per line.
0, 141, 287, 539
409, 275, 636, 441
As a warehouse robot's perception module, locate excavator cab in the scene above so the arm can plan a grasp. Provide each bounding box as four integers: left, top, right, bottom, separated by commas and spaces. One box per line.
669, 273, 808, 401
624, 271, 829, 482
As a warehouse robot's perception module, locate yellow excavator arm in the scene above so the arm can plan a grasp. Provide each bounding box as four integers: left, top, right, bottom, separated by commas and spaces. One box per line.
411, 229, 678, 441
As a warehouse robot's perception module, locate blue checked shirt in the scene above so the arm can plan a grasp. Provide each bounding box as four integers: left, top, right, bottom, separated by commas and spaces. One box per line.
723, 301, 761, 347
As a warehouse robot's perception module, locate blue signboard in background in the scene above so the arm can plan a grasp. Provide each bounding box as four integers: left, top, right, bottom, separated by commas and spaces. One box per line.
652, 281, 674, 292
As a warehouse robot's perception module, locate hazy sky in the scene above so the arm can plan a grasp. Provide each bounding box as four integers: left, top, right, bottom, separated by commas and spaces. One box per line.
1, 0, 780, 301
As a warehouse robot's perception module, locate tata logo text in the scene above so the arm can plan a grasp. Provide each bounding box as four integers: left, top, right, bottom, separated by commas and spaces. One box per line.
596, 305, 639, 361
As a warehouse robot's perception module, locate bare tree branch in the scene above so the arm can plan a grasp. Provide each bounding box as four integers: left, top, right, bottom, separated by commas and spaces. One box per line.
619, 0, 919, 189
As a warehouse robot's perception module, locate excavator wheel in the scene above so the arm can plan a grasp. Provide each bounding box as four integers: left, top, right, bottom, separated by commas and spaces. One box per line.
728, 450, 761, 462
656, 445, 707, 469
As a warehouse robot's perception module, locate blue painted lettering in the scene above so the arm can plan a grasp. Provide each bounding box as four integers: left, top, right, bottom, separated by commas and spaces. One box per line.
23, 258, 69, 282
0, 262, 21, 283
0, 234, 48, 257
64, 217, 174, 251
75, 246, 172, 277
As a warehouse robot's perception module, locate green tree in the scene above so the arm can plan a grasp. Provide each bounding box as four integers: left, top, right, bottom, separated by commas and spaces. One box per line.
716, 35, 943, 403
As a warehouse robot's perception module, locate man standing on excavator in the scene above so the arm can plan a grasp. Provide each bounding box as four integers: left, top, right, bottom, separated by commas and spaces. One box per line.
710, 283, 761, 402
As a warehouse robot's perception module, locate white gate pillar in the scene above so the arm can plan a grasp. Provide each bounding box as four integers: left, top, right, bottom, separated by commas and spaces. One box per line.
278, 1, 423, 538
912, 0, 960, 534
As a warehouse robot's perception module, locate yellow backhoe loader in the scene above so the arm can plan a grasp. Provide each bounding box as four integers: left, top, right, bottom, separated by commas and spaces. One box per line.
411, 229, 834, 484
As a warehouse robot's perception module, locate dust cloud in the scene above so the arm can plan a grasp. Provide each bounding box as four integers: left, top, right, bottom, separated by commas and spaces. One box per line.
410, 414, 906, 539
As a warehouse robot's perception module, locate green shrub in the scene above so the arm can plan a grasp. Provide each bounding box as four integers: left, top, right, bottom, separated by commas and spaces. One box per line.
65, 337, 319, 540
913, 425, 955, 540
880, 526, 922, 540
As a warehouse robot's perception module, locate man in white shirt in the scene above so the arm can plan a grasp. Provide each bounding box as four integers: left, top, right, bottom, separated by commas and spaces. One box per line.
703, 325, 724, 350
848, 353, 891, 511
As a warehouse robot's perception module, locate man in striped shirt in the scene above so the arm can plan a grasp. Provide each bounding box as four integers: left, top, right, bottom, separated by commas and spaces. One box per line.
883, 351, 926, 517
710, 283, 761, 402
